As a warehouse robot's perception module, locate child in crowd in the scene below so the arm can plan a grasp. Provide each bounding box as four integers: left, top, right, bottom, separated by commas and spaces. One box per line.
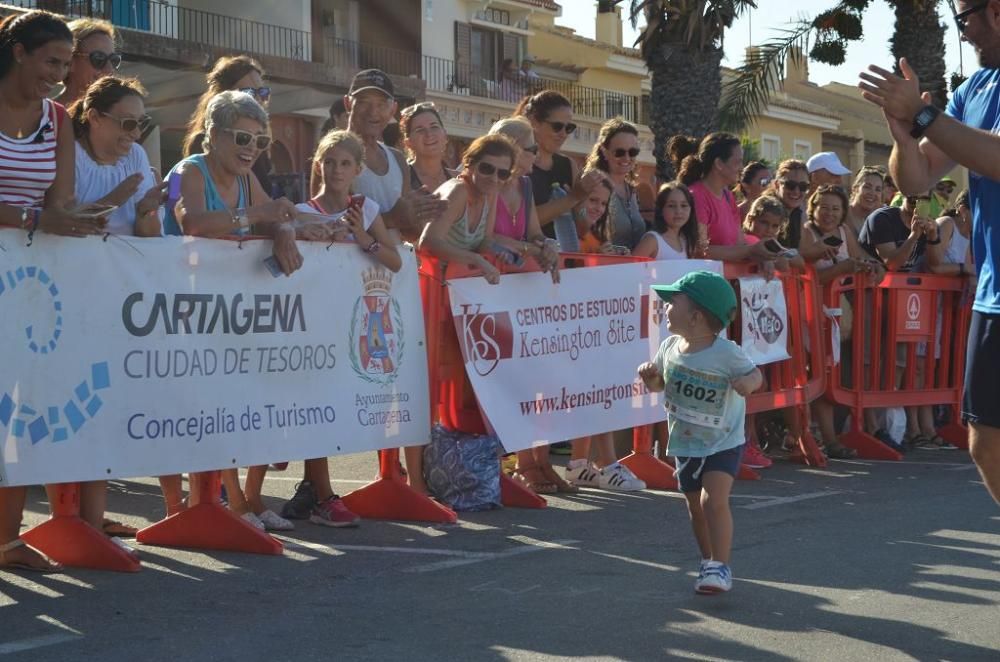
281, 130, 401, 526
742, 195, 806, 271
631, 181, 701, 260
638, 271, 762, 594
578, 175, 615, 254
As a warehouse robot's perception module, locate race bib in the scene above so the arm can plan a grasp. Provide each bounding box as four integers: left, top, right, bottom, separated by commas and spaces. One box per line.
663, 364, 730, 429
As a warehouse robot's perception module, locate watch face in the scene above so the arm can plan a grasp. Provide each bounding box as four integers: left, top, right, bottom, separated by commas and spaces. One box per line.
917, 109, 934, 124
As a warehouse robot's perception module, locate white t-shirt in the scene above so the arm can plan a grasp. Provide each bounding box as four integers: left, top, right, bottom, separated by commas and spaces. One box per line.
653, 335, 756, 457
73, 141, 161, 235
294, 196, 380, 238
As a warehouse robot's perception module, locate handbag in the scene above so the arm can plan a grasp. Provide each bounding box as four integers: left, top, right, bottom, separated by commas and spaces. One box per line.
423, 424, 502, 511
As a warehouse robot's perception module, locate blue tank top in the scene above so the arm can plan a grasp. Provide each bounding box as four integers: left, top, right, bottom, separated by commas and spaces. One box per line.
162, 154, 249, 236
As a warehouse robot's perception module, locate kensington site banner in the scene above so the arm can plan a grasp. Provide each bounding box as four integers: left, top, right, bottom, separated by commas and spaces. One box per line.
447, 259, 722, 451
0, 230, 429, 486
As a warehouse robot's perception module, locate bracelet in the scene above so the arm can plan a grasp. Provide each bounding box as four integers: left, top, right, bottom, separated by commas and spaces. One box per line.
19, 206, 29, 229
926, 236, 942, 245
26, 208, 41, 245
364, 239, 380, 254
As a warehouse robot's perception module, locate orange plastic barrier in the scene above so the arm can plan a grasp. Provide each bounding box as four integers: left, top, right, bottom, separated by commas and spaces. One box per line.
825, 272, 971, 458
21, 483, 141, 572
137, 471, 283, 555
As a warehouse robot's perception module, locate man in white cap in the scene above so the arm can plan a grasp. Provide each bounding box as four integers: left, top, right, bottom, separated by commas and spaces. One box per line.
806, 151, 852, 191
519, 55, 541, 80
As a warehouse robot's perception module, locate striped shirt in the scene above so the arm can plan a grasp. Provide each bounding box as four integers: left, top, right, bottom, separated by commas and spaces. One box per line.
0, 99, 63, 208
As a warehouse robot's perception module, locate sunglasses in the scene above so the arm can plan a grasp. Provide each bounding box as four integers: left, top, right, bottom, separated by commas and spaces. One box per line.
545, 120, 577, 135
612, 147, 640, 159
780, 180, 810, 192
238, 86, 271, 102
79, 50, 122, 71
522, 144, 539, 155
401, 101, 437, 118
950, 0, 989, 32
100, 111, 151, 133
476, 161, 512, 181
223, 128, 272, 150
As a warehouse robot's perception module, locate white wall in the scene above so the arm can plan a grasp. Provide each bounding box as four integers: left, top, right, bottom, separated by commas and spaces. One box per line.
422, 0, 461, 60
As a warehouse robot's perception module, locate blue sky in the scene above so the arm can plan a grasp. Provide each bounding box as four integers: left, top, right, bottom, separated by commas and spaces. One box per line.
556, 1, 976, 87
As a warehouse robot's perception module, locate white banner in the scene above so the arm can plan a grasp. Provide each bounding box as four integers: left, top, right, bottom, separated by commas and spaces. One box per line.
0, 230, 429, 487
737, 276, 790, 365
446, 259, 722, 451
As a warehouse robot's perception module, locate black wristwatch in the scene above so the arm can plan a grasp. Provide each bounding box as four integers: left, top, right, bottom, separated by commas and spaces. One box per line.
910, 104, 941, 139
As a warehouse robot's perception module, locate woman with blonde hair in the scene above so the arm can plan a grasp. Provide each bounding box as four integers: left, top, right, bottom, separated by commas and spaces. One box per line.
59, 17, 120, 107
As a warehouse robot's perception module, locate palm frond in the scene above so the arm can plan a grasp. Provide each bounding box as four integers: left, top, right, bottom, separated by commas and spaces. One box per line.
717, 23, 813, 133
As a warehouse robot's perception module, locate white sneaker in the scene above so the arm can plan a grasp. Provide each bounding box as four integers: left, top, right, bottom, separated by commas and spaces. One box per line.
241, 511, 266, 531
597, 462, 646, 491
695, 561, 733, 594
257, 509, 294, 531
565, 459, 601, 487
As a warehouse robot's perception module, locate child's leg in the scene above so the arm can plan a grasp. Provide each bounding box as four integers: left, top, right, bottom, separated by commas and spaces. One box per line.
243, 465, 269, 514
221, 468, 251, 515
684, 490, 712, 560
305, 458, 335, 502
404, 446, 428, 494
701, 471, 735, 564
593, 432, 618, 468
569, 436, 592, 463
158, 475, 186, 516
78, 480, 107, 529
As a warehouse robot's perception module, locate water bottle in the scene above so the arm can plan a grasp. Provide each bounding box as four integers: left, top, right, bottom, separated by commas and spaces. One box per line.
550, 184, 580, 253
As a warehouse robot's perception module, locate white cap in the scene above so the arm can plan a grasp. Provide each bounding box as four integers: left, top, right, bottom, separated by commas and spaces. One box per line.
806, 151, 851, 176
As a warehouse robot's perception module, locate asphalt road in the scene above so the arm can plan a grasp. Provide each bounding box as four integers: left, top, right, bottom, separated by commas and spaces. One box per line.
1, 450, 997, 661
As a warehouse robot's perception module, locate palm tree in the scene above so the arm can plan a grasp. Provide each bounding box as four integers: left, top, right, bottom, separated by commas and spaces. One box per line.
625, 0, 758, 178
626, 1, 949, 178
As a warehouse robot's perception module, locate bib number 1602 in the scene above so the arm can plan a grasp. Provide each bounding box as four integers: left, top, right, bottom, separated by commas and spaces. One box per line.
673, 381, 717, 403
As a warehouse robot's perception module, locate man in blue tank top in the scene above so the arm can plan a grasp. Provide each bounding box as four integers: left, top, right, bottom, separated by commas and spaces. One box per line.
859, 0, 1000, 504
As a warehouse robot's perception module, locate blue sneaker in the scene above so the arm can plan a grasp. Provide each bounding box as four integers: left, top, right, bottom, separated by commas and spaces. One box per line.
695, 561, 733, 594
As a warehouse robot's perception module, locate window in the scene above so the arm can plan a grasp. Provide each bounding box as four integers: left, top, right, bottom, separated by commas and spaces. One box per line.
761, 135, 781, 163
793, 140, 812, 161
470, 27, 499, 81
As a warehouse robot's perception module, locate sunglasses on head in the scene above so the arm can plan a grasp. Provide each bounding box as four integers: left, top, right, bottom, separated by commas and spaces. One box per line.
545, 120, 577, 135
780, 180, 810, 192
238, 86, 271, 102
950, 0, 989, 33
80, 50, 122, 71
223, 128, 272, 150
522, 144, 539, 155
100, 112, 152, 133
612, 147, 640, 159
476, 161, 512, 181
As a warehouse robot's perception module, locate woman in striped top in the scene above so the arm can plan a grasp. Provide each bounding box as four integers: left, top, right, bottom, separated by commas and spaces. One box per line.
0, 10, 107, 575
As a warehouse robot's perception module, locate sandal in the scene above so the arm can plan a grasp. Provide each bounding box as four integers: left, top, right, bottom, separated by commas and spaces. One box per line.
0, 539, 62, 574
102, 519, 138, 538
823, 443, 858, 460
540, 463, 579, 493
903, 433, 930, 451
512, 467, 557, 495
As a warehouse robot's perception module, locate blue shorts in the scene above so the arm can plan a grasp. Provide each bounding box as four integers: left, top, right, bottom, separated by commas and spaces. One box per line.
963, 311, 1000, 429
674, 444, 745, 493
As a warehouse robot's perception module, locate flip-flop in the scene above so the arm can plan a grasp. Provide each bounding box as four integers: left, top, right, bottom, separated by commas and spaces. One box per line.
511, 469, 557, 495
102, 519, 138, 538
0, 539, 62, 574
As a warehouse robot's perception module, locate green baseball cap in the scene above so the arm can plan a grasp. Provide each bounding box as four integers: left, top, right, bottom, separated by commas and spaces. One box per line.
651, 270, 736, 327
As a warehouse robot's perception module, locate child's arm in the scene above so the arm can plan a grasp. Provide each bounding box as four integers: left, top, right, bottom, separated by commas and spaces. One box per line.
637, 362, 665, 392
731, 367, 763, 397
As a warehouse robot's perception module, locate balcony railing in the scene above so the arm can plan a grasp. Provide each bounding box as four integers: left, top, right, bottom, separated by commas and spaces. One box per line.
322, 37, 421, 79
422, 54, 639, 123
17, 0, 311, 61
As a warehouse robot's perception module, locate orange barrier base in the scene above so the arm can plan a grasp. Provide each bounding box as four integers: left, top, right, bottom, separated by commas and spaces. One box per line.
937, 422, 969, 450
839, 430, 903, 461
737, 464, 761, 480
20, 483, 140, 572
788, 430, 828, 467
136, 471, 282, 555
620, 452, 678, 491
136, 503, 283, 555
500, 472, 547, 508
342, 478, 458, 523
22, 517, 141, 573
340, 450, 457, 523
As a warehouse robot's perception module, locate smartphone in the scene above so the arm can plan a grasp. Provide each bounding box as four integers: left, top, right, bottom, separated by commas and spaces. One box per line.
262, 255, 284, 277
611, 244, 630, 256
914, 198, 933, 220
166, 171, 182, 207
763, 238, 785, 254
490, 241, 525, 268
823, 235, 844, 247
73, 203, 118, 219
348, 194, 366, 211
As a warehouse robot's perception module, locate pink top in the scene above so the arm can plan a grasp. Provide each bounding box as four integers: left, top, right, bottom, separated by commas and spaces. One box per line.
689, 180, 741, 247
744, 234, 760, 245
493, 175, 529, 241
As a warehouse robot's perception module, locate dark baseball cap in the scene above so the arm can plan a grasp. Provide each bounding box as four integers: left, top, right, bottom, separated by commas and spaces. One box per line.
349, 69, 394, 99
